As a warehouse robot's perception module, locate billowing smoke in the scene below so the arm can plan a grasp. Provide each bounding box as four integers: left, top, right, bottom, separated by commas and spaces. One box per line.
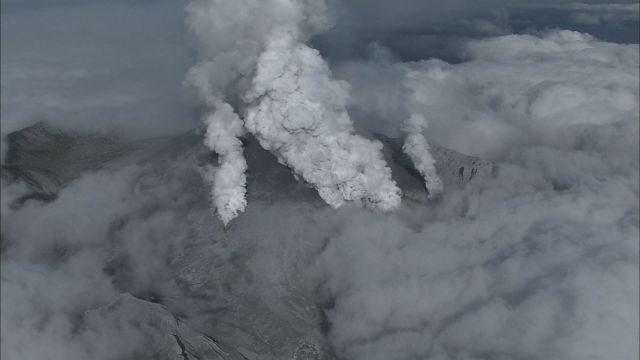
186, 0, 400, 223
201, 102, 248, 225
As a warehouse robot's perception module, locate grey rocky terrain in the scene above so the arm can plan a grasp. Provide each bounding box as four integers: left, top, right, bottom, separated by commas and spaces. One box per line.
2, 123, 494, 360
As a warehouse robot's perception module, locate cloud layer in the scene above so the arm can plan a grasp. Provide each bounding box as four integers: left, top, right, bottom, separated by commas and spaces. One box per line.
315, 29, 639, 360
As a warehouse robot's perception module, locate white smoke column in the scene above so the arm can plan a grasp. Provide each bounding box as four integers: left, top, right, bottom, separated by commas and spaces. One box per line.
185, 0, 290, 225
184, 3, 257, 223
244, 28, 401, 209
401, 113, 443, 196
202, 102, 247, 225
187, 0, 401, 217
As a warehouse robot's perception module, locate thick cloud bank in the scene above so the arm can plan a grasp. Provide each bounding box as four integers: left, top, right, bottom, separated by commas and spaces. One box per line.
187, 0, 400, 223
340, 30, 638, 158
316, 29, 639, 360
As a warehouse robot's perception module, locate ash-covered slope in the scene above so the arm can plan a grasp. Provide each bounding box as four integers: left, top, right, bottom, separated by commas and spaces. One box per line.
4, 123, 493, 205
2, 123, 494, 360
83, 294, 247, 360
3, 124, 135, 199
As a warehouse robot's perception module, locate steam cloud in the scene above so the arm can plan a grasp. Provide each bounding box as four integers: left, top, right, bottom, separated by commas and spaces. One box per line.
187, 0, 400, 224
201, 102, 248, 225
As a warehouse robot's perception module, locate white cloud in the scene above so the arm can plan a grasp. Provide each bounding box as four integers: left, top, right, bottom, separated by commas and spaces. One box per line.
315, 29, 639, 360
339, 30, 638, 159
316, 166, 638, 359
